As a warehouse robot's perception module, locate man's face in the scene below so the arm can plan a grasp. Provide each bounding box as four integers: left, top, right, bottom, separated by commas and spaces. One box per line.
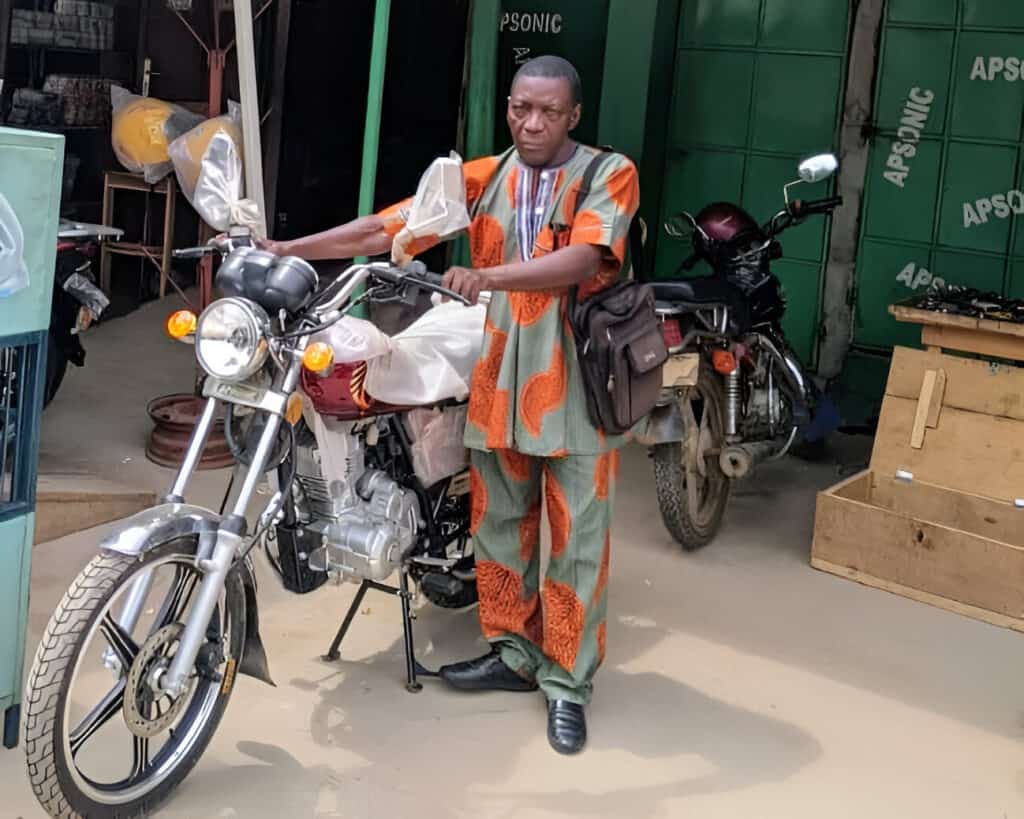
507, 75, 581, 168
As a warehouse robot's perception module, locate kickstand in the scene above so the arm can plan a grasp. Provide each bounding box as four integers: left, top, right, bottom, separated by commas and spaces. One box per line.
321, 571, 439, 693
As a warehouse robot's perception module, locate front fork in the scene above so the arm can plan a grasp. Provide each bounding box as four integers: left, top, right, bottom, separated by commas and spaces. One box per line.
119, 360, 300, 697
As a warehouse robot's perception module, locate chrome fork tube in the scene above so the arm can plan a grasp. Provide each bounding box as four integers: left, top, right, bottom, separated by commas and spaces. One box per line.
161, 359, 302, 697
166, 397, 219, 503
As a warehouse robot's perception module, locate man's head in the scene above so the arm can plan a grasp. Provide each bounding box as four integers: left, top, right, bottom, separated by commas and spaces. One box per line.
507, 56, 582, 168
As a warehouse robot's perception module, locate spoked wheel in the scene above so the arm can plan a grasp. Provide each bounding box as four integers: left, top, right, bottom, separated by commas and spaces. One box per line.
652, 368, 732, 551
24, 539, 246, 818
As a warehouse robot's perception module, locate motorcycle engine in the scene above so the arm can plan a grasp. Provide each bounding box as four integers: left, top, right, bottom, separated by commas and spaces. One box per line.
292, 429, 420, 583
743, 351, 792, 439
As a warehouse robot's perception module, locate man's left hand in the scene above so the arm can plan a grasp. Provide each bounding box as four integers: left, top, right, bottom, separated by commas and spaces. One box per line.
443, 266, 492, 305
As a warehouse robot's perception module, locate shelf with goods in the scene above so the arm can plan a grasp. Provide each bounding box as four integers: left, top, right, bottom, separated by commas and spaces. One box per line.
2, 2, 137, 218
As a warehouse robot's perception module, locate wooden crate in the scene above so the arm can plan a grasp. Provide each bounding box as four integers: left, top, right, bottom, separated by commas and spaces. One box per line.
812, 344, 1024, 631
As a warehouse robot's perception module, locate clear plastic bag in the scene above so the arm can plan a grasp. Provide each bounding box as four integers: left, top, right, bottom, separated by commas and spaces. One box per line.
404, 405, 469, 487
0, 193, 29, 298
168, 102, 262, 234
110, 85, 203, 184
391, 152, 471, 265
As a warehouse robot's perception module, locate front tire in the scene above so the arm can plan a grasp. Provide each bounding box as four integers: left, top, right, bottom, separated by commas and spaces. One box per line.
652, 369, 732, 551
24, 540, 245, 818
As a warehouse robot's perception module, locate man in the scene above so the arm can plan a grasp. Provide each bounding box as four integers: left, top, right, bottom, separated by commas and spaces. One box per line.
262, 56, 639, 755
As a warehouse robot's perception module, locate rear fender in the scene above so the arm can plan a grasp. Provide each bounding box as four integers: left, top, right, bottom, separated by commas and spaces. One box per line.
100, 503, 275, 687
634, 401, 685, 446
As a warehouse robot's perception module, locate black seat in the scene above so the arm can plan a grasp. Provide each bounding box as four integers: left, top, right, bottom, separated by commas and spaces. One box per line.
652, 277, 738, 306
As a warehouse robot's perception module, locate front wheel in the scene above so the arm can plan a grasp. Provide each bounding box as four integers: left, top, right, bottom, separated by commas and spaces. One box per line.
652, 369, 732, 551
24, 539, 245, 818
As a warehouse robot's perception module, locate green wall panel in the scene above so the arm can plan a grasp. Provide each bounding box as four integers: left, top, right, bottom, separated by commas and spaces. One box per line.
495, 0, 611, 147
855, 240, 926, 349
888, 0, 957, 26
679, 0, 760, 47
874, 29, 953, 136
963, 0, 1024, 28
654, 151, 745, 274
774, 259, 822, 363
672, 51, 754, 148
950, 33, 1024, 142
938, 142, 1017, 253
751, 54, 843, 154
742, 154, 828, 262
1009, 260, 1024, 298
863, 138, 943, 244
759, 0, 848, 52
854, 2, 1024, 350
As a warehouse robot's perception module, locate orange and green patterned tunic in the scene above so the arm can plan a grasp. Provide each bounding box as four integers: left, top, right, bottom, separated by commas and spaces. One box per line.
379, 145, 641, 457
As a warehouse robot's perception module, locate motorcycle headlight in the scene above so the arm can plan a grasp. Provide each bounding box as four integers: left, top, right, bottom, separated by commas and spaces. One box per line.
195, 298, 269, 382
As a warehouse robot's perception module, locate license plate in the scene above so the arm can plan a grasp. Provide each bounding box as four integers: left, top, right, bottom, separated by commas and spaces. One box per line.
203, 378, 268, 409
662, 353, 700, 388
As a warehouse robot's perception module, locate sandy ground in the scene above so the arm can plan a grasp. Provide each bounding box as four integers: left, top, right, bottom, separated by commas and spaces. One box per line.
1, 295, 1022, 818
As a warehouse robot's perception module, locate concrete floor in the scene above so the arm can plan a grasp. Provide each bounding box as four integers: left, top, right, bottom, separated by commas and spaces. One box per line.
2, 296, 1023, 818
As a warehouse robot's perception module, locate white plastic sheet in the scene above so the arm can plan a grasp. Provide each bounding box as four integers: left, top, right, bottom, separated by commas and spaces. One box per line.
310, 300, 486, 406
0, 193, 29, 298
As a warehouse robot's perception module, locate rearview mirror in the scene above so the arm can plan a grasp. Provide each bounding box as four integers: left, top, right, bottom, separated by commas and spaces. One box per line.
798, 154, 839, 184
392, 152, 471, 264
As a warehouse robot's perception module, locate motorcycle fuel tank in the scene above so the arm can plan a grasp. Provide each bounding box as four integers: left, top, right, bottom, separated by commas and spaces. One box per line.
301, 361, 415, 421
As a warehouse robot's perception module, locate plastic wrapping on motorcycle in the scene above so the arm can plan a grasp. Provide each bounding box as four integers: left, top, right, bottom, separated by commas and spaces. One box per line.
310, 300, 486, 406
0, 192, 29, 297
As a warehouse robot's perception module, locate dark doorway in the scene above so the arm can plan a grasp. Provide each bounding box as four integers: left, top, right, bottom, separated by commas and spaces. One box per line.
274, 0, 470, 243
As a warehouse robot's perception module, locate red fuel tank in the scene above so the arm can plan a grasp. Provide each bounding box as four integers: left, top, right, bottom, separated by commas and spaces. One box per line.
300, 361, 414, 421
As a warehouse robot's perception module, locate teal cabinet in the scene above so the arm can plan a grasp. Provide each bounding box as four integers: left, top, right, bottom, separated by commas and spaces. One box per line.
0, 126, 64, 749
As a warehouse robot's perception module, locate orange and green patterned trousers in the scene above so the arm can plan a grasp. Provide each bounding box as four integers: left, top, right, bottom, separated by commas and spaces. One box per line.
469, 447, 618, 705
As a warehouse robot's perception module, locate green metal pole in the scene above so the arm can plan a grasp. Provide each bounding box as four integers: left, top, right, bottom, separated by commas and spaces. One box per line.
454, 0, 501, 266
353, 0, 392, 316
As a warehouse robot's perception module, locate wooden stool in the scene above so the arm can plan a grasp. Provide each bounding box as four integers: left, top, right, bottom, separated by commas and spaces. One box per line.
100, 171, 177, 300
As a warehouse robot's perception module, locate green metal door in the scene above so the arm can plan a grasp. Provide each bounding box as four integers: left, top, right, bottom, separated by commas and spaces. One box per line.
656, 0, 850, 365
495, 1, 611, 148
855, 0, 1024, 349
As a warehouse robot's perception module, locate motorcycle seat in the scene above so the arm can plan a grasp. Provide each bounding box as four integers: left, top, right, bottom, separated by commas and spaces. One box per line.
652, 277, 737, 306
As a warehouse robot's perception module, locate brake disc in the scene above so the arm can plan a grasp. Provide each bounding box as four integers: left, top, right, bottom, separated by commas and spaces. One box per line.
123, 624, 196, 739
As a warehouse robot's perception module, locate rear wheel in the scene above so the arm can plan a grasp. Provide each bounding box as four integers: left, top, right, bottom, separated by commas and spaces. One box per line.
652, 369, 731, 551
24, 539, 245, 819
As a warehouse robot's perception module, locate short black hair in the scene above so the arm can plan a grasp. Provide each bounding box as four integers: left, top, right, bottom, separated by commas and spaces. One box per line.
512, 55, 582, 106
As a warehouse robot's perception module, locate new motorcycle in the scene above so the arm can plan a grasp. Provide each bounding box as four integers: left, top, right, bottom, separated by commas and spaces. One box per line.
637, 153, 843, 550
22, 231, 480, 816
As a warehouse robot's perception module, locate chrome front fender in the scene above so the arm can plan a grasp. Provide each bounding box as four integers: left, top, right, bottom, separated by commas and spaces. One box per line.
99, 503, 222, 557
98, 503, 275, 687
634, 402, 686, 446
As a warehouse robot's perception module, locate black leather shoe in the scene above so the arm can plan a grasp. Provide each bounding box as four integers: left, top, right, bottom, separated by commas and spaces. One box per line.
439, 650, 538, 692
547, 699, 587, 755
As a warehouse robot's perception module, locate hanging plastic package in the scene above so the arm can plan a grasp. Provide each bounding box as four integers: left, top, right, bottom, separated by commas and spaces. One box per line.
110, 85, 204, 184
0, 193, 29, 298
168, 102, 263, 236
390, 152, 471, 265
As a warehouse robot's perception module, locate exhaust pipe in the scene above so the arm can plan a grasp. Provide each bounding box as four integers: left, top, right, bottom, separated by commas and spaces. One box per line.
719, 441, 778, 479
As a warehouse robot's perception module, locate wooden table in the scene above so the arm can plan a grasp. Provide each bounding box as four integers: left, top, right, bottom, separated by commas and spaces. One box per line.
889, 304, 1024, 362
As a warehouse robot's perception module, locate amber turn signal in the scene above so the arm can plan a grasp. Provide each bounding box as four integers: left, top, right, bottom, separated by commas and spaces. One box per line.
302, 342, 334, 374
285, 393, 304, 426
711, 349, 738, 375
166, 310, 197, 340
